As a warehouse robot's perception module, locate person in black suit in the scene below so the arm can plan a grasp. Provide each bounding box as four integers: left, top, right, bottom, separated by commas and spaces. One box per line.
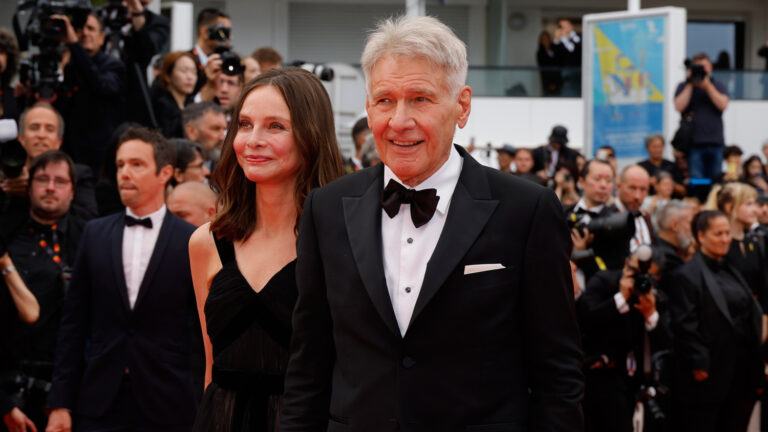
280, 15, 584, 431
54, 13, 125, 174
46, 127, 202, 432
615, 165, 655, 252
532, 125, 581, 180
654, 200, 695, 295
568, 159, 634, 282
578, 249, 672, 432
669, 210, 763, 432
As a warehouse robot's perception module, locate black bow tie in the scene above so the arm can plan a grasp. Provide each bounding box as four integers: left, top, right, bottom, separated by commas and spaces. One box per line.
381, 179, 440, 228
575, 207, 598, 218
125, 215, 153, 229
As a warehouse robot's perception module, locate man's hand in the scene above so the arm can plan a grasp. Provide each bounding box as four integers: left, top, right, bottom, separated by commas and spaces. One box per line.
570, 228, 592, 251
50, 15, 78, 45
634, 291, 657, 320
619, 269, 635, 301
693, 369, 709, 382
0, 166, 29, 197
125, 0, 146, 31
45, 409, 71, 432
3, 407, 37, 432
203, 53, 222, 83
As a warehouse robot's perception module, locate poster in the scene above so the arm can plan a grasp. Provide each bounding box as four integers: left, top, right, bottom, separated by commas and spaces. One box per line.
591, 16, 666, 158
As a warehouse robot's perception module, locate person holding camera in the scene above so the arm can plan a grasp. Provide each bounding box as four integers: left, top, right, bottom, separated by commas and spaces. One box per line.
615, 165, 655, 253
0, 150, 85, 432
190, 9, 232, 95
552, 18, 582, 97
673, 53, 729, 197
569, 159, 634, 282
578, 247, 672, 432
52, 12, 125, 175
670, 210, 763, 432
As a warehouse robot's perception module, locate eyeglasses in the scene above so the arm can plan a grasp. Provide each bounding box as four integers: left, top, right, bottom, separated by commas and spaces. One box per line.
32, 175, 72, 189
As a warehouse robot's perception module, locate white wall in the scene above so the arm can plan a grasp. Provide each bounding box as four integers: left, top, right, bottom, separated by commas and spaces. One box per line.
453, 97, 768, 158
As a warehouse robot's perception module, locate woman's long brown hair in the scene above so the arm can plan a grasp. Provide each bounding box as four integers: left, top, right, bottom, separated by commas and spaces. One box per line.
210, 68, 344, 241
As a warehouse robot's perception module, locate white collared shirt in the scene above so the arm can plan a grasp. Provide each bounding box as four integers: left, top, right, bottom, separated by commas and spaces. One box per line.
382, 147, 463, 336
573, 198, 605, 224
615, 200, 652, 253
194, 44, 209, 67
123, 206, 166, 309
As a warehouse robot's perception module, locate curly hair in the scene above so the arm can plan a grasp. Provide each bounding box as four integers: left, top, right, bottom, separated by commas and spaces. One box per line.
0, 28, 19, 87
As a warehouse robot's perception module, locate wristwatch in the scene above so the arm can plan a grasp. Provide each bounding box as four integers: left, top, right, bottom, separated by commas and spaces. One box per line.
1, 265, 16, 276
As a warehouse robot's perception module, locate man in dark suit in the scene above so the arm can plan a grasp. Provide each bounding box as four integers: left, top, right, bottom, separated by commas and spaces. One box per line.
281, 15, 584, 432
46, 127, 202, 431
615, 165, 654, 252
578, 251, 672, 432
568, 159, 634, 282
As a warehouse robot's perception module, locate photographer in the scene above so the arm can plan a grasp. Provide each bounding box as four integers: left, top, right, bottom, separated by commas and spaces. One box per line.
615, 165, 654, 253
568, 159, 634, 282
0, 150, 85, 431
578, 247, 672, 432
54, 12, 125, 174
1, 104, 97, 221
119, 0, 170, 126
190, 8, 232, 95
673, 53, 729, 195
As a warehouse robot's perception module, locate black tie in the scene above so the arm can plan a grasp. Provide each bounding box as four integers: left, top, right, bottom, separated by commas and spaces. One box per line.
125, 215, 153, 229
381, 179, 440, 228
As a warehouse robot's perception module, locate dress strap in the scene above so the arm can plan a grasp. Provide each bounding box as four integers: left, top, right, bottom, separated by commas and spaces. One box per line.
213, 236, 236, 265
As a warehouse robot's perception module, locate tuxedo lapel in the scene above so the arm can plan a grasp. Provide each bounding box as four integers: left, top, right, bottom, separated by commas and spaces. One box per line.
111, 216, 130, 311
697, 254, 734, 328
409, 149, 499, 328
133, 212, 173, 310
343, 166, 400, 336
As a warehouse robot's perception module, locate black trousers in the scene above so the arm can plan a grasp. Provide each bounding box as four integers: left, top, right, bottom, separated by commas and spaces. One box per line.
584, 369, 634, 432
75, 376, 191, 432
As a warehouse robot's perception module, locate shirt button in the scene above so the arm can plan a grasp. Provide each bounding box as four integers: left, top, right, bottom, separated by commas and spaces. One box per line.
407, 238, 413, 244
405, 287, 412, 293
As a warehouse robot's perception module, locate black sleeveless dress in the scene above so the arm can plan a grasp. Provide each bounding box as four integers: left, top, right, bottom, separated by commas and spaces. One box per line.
193, 238, 297, 432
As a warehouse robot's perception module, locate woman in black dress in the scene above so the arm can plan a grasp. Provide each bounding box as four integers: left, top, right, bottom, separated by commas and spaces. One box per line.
188, 68, 343, 431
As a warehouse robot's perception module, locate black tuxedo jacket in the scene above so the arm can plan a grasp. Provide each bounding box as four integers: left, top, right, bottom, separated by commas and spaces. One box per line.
47, 211, 202, 425
281, 146, 584, 432
565, 204, 633, 282
669, 252, 763, 405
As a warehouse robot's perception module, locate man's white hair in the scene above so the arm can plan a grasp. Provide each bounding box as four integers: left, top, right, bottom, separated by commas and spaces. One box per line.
361, 15, 468, 96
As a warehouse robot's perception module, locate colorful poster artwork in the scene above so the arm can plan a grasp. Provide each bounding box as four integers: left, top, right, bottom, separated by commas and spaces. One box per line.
592, 16, 666, 158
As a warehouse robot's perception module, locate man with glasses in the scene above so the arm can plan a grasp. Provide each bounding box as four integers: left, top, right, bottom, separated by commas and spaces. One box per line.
0, 151, 85, 432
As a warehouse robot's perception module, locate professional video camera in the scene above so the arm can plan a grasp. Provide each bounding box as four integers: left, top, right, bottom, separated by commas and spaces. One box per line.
289, 60, 335, 81
684, 58, 708, 84
13, 0, 93, 101
0, 119, 27, 180
207, 24, 243, 77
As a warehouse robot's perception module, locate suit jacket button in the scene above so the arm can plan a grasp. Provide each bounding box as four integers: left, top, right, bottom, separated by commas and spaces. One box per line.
401, 356, 416, 369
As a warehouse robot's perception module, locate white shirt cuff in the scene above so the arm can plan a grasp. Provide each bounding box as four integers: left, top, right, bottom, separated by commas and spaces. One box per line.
645, 311, 659, 331
614, 292, 630, 314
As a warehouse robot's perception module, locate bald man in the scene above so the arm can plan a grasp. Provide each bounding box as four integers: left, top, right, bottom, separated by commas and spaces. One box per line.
615, 165, 653, 252
167, 182, 217, 227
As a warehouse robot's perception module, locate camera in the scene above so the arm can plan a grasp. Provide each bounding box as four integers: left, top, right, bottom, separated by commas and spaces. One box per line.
632, 244, 655, 297
0, 119, 27, 180
13, 0, 92, 101
684, 59, 708, 84
289, 60, 335, 82
568, 211, 635, 241
207, 24, 243, 77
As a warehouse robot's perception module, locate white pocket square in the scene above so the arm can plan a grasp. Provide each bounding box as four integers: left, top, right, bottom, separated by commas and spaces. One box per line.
463, 263, 506, 275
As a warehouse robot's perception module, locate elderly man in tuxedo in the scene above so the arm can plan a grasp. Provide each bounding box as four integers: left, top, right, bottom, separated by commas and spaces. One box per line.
280, 15, 583, 432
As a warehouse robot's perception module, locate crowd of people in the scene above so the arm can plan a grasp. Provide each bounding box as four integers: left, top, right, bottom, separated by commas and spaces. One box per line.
0, 5, 767, 432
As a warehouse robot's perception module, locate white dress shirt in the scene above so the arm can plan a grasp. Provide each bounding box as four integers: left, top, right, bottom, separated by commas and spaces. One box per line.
123, 206, 166, 309
382, 147, 463, 336
615, 200, 652, 253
